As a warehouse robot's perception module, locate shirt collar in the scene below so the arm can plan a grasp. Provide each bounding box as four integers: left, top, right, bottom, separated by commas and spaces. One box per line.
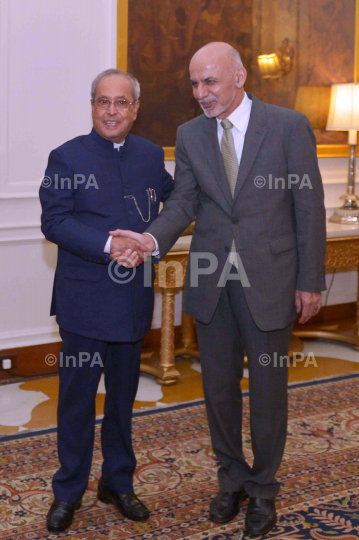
90, 128, 127, 151
216, 92, 252, 132
113, 140, 125, 151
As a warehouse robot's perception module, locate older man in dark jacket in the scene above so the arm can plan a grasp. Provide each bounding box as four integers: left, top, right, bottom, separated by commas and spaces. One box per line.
40, 68, 173, 533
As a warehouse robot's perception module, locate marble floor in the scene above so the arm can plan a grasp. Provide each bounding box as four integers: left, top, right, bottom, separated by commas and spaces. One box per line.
0, 338, 358, 437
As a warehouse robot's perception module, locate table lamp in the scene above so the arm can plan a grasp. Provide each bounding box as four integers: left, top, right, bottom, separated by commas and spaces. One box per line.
326, 83, 359, 224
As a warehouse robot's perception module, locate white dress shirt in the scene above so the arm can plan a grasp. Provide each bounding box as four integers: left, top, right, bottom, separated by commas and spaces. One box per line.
216, 92, 252, 165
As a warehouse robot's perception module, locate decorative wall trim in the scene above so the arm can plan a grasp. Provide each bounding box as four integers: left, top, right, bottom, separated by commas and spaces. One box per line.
0, 236, 45, 246
106, 0, 118, 68
0, 0, 10, 194
0, 326, 60, 351
0, 193, 40, 199
0, 223, 45, 245
0, 0, 117, 199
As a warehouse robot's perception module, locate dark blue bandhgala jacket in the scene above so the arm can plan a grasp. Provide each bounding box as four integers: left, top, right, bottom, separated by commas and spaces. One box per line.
40, 128, 173, 342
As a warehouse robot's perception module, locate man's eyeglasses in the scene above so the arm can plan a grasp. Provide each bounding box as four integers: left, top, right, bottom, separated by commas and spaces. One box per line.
92, 98, 135, 111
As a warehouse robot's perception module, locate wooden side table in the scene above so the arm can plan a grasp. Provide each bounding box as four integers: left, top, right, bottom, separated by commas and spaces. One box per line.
293, 222, 359, 349
141, 223, 359, 384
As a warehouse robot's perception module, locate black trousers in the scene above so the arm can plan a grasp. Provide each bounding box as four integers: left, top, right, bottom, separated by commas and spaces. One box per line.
196, 275, 293, 499
52, 328, 142, 503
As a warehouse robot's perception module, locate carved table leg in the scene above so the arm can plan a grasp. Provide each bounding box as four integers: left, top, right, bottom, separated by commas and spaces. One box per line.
140, 287, 181, 385
156, 288, 181, 384
159, 290, 175, 371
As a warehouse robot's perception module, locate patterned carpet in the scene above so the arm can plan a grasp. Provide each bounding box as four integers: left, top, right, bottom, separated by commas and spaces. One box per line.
1, 375, 359, 539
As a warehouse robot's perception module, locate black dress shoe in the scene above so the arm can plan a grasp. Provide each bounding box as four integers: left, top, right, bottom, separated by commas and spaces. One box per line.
46, 499, 82, 533
245, 497, 277, 536
209, 490, 247, 523
97, 477, 149, 521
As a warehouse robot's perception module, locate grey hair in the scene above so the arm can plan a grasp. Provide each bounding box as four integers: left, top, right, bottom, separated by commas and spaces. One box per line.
91, 68, 140, 101
229, 47, 243, 70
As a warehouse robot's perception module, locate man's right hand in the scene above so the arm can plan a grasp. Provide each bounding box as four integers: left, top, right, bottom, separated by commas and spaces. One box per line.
109, 236, 151, 267
110, 229, 156, 253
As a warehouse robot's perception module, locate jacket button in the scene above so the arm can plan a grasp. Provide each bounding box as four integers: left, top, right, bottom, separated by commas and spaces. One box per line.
232, 217, 238, 224
125, 183, 130, 188
128, 210, 133, 216
224, 246, 230, 252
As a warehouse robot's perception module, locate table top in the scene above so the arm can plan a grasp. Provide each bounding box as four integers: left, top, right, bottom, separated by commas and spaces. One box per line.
168, 221, 359, 253
169, 235, 192, 252
326, 221, 359, 239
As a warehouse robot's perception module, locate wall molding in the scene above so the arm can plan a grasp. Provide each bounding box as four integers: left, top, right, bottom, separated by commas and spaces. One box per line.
0, 192, 40, 199
0, 222, 46, 245
0, 325, 60, 351
0, 0, 117, 199
0, 0, 10, 195
0, 236, 45, 246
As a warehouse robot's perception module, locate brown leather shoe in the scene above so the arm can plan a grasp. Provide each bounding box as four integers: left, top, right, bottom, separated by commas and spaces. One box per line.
46, 499, 82, 533
245, 497, 277, 535
97, 477, 149, 521
209, 490, 248, 523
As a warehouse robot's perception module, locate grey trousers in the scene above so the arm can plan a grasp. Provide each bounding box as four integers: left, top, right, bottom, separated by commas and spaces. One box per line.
195, 276, 293, 499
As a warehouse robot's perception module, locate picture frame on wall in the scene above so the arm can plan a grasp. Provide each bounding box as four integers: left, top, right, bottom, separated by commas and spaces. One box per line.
117, 0, 359, 159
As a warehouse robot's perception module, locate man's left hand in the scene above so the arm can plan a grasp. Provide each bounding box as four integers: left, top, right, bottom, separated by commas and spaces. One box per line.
295, 290, 322, 324
109, 235, 151, 268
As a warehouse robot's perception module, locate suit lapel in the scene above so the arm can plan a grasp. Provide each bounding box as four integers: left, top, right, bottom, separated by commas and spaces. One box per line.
202, 117, 233, 210
233, 94, 267, 201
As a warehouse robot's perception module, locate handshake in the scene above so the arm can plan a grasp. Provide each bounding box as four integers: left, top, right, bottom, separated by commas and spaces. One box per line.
109, 229, 156, 268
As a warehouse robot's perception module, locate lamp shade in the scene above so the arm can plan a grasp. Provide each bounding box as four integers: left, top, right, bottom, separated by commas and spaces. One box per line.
294, 86, 331, 129
326, 83, 359, 131
257, 54, 280, 79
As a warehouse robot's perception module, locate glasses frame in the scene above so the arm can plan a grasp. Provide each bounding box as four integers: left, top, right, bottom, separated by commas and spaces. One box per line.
91, 98, 136, 111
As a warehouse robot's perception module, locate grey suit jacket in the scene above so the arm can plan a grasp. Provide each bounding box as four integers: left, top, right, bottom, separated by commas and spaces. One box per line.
146, 93, 327, 331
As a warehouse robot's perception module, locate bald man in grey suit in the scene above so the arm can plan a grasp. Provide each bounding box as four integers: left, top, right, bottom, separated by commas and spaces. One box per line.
110, 42, 326, 536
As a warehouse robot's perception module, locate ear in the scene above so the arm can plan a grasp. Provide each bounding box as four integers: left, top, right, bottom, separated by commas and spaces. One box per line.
235, 66, 247, 89
133, 99, 140, 119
